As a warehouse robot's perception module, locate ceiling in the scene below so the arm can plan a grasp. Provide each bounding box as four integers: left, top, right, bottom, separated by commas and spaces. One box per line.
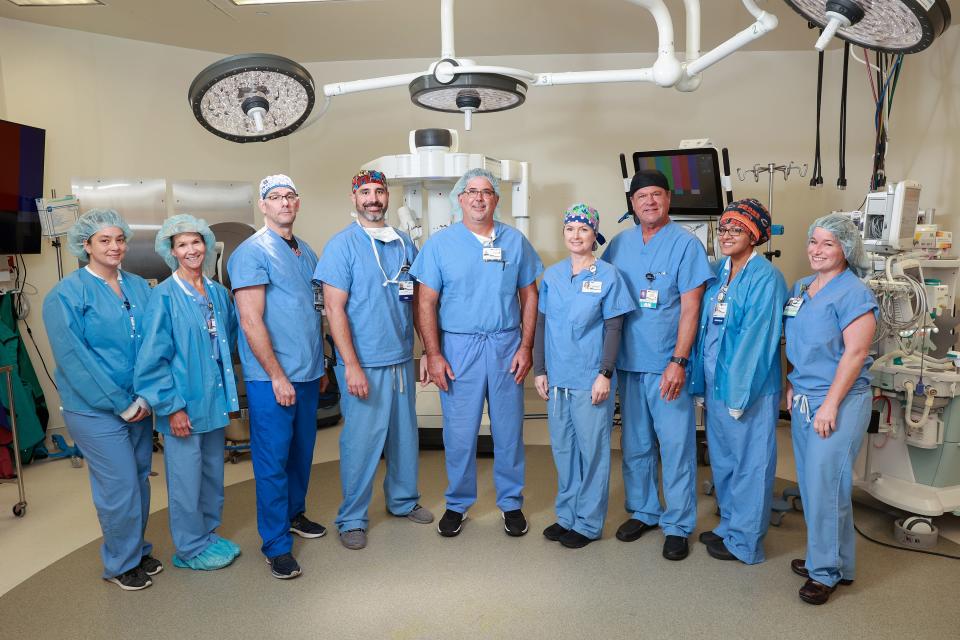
0, 0, 826, 62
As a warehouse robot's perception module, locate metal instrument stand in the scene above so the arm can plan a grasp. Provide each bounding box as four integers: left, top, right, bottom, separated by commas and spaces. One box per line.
0, 365, 27, 517
737, 161, 807, 261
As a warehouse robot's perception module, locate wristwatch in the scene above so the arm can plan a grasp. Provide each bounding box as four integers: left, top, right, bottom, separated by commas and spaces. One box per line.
669, 356, 689, 367
599, 368, 614, 379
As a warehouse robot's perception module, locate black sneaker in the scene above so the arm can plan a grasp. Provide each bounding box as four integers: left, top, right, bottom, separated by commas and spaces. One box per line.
615, 518, 658, 542
542, 522, 569, 542
105, 566, 152, 591
559, 529, 595, 549
437, 509, 466, 537
502, 509, 529, 537
290, 513, 327, 539
139, 554, 163, 576
265, 553, 302, 579
662, 535, 690, 561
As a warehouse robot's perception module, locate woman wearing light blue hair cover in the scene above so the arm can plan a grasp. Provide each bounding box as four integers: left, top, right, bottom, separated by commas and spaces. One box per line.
42, 208, 159, 590
784, 212, 878, 605
135, 214, 241, 571
448, 168, 502, 223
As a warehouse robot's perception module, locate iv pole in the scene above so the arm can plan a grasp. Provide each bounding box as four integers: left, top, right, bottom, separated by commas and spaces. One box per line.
737, 161, 807, 261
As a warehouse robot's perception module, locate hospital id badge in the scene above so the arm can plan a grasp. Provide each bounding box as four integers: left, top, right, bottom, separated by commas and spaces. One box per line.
783, 296, 804, 317
581, 280, 603, 294
482, 247, 502, 262
398, 280, 414, 302
712, 302, 727, 324
207, 316, 218, 337
639, 289, 659, 309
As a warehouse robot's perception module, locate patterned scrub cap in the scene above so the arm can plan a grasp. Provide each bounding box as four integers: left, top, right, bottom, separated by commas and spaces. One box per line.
259, 174, 297, 200
563, 203, 606, 246
352, 169, 387, 192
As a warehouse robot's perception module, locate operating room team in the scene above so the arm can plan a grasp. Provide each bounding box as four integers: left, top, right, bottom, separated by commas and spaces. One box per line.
42, 167, 877, 605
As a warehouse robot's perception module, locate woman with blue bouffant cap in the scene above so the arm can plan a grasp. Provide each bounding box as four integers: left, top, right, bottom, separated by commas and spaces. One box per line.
135, 214, 241, 571
784, 213, 878, 605
42, 208, 160, 590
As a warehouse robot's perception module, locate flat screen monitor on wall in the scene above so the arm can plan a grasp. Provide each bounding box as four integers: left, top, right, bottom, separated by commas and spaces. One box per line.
632, 148, 723, 217
0, 119, 45, 255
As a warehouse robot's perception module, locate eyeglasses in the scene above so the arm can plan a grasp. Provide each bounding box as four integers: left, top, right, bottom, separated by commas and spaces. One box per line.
462, 188, 496, 200
266, 193, 300, 203
717, 225, 747, 237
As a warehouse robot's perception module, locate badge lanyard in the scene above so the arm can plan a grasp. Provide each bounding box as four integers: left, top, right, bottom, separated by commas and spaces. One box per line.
579, 261, 602, 294
172, 273, 220, 352
713, 252, 756, 324
86, 265, 136, 336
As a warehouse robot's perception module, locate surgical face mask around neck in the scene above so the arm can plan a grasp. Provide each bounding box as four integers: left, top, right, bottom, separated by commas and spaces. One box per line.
360, 222, 400, 243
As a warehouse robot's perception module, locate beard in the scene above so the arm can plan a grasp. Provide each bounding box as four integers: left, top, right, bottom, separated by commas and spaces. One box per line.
357, 206, 386, 223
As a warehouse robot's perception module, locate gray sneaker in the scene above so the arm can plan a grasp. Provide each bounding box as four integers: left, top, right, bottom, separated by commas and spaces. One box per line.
339, 528, 367, 550
403, 504, 435, 524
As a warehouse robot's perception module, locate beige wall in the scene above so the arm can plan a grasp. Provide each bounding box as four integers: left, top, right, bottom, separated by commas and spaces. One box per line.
1, 17, 957, 427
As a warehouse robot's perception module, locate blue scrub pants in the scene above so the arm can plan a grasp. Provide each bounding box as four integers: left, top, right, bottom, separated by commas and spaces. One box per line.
334, 361, 420, 532
163, 428, 226, 560
547, 386, 615, 539
63, 410, 154, 579
704, 389, 778, 564
617, 370, 698, 537
247, 379, 320, 558
791, 390, 871, 587
439, 329, 525, 514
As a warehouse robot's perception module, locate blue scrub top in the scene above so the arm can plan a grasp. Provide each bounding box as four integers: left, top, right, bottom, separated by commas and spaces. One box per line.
227, 226, 324, 382
538, 258, 636, 391
410, 221, 543, 334
42, 267, 152, 415
688, 254, 788, 411
134, 275, 240, 435
785, 269, 878, 397
313, 223, 418, 368
601, 221, 713, 373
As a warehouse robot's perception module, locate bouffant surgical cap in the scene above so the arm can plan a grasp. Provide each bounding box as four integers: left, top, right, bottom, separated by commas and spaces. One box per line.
67, 209, 133, 260
808, 213, 871, 278
154, 214, 218, 276
449, 168, 502, 224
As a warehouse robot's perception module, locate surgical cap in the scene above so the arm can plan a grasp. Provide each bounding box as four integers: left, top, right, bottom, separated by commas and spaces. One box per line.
808, 213, 871, 278
449, 168, 502, 223
563, 203, 606, 246
67, 208, 133, 260
627, 170, 671, 199
721, 198, 772, 245
259, 174, 297, 200
352, 169, 387, 192
154, 214, 218, 276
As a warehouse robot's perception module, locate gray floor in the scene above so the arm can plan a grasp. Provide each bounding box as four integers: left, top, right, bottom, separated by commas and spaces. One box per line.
1, 446, 958, 640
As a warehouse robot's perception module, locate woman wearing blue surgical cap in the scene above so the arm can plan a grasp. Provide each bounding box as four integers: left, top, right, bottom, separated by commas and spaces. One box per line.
688, 199, 787, 565
534, 204, 635, 548
784, 213, 878, 605
134, 214, 241, 571
42, 209, 159, 590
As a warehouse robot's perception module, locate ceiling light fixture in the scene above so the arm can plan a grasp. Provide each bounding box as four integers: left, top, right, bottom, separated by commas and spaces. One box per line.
191, 0, 783, 141
782, 0, 951, 53
188, 53, 315, 143
6, 0, 103, 6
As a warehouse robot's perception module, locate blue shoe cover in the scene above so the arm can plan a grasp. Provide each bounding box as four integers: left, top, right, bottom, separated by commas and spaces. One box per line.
171, 545, 235, 571
212, 535, 241, 558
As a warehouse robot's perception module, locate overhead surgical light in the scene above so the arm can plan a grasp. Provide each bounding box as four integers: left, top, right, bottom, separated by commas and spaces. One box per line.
782, 0, 952, 53
189, 0, 782, 142
188, 53, 316, 143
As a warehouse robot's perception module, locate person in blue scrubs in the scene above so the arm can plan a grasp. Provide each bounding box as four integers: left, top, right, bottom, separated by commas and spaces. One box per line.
228, 175, 328, 580
534, 204, 635, 548
42, 209, 160, 591
135, 214, 241, 571
411, 168, 543, 538
314, 170, 433, 551
785, 213, 877, 605
602, 170, 713, 561
688, 199, 787, 564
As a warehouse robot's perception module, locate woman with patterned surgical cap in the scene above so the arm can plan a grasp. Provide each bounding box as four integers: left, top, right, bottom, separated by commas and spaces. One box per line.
784, 213, 878, 605
135, 214, 241, 571
688, 199, 787, 565
534, 204, 635, 548
42, 209, 160, 590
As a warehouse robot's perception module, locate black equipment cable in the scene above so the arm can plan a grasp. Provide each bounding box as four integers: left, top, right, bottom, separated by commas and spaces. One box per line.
809, 42, 824, 188
837, 42, 850, 190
